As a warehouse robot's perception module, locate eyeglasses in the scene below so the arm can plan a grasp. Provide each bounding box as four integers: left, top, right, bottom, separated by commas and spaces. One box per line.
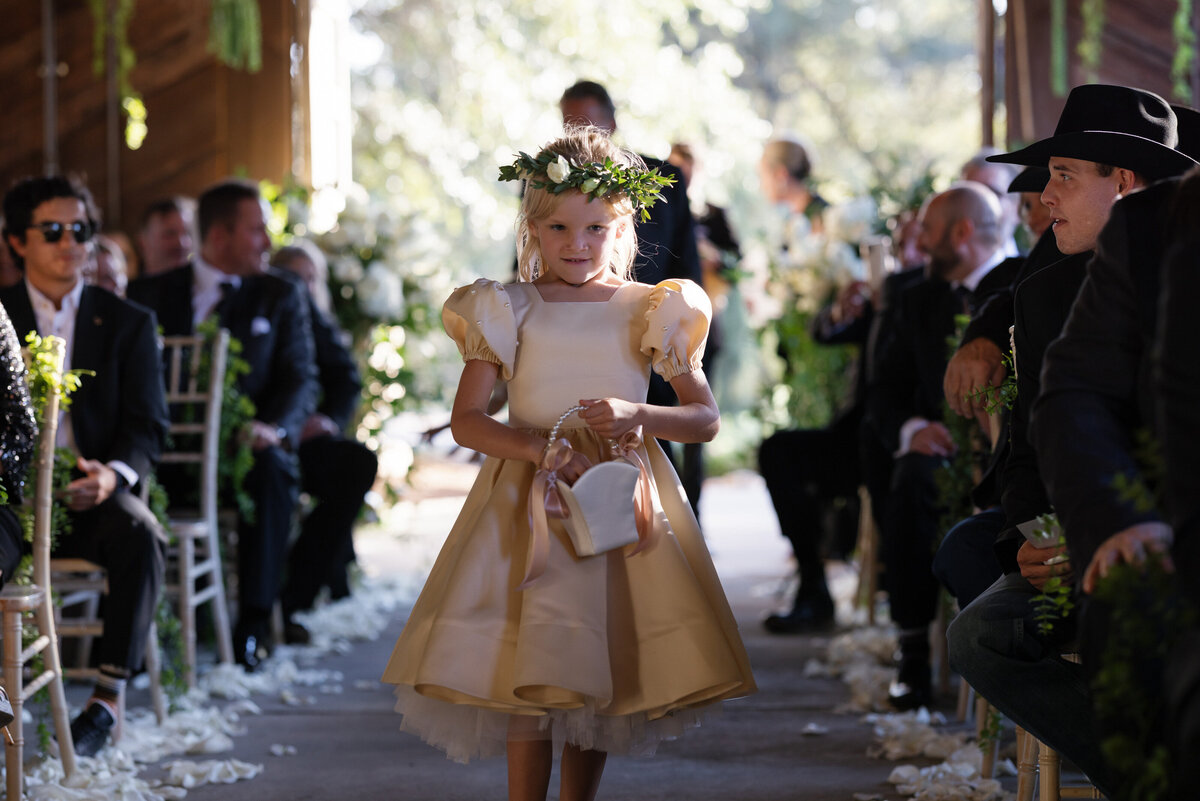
28, 220, 93, 244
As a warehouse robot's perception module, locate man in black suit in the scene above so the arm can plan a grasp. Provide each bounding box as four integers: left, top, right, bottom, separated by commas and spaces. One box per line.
947, 85, 1196, 798
868, 182, 1022, 709
269, 243, 377, 621
1153, 172, 1200, 795
2, 175, 168, 756
128, 180, 318, 671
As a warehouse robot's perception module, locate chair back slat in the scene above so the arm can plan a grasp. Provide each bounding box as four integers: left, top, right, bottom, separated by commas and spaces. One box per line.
160, 331, 229, 523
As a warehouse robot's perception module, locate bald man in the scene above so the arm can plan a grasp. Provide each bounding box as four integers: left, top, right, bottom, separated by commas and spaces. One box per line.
866, 182, 1023, 710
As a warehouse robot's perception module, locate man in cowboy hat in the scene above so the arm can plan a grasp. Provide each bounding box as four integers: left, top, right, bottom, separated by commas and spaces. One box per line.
947, 84, 1195, 796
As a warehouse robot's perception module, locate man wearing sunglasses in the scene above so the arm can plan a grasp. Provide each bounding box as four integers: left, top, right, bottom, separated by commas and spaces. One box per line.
1, 175, 169, 757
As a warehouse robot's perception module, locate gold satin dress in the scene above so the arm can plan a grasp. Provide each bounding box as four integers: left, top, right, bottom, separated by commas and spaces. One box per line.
381, 278, 756, 763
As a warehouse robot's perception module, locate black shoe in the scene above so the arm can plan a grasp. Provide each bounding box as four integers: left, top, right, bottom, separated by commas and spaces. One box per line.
763, 596, 835, 634
0, 687, 13, 729
283, 620, 311, 645
888, 643, 933, 711
70, 702, 116, 757
234, 619, 272, 673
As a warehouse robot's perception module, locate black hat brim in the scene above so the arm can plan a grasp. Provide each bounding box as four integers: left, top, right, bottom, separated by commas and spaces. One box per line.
988, 130, 1196, 181
1008, 167, 1050, 193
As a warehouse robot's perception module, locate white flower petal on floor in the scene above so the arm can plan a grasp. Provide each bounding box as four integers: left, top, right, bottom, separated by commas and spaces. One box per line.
161, 759, 262, 788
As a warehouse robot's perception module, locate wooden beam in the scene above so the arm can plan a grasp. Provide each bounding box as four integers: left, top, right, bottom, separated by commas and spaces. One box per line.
980, 0, 996, 146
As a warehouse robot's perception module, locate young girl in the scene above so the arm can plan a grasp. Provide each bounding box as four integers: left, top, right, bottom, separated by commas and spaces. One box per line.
382, 127, 756, 801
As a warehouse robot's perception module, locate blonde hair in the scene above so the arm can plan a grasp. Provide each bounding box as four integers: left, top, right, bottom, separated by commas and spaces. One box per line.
514, 127, 640, 283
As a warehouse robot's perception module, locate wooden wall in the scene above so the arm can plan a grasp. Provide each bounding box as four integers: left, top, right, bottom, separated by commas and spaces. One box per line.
0, 0, 303, 238
1005, 0, 1191, 145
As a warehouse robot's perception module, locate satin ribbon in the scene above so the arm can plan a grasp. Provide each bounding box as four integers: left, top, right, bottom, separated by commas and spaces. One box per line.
519, 438, 573, 590
613, 429, 658, 556
518, 429, 659, 590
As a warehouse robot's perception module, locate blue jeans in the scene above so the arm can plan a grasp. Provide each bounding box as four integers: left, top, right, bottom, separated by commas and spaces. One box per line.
932, 508, 1006, 608
946, 573, 1114, 796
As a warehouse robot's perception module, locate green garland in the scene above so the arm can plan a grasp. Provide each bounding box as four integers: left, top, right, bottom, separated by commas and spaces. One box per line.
86, 0, 146, 149
1050, 0, 1069, 97
499, 151, 675, 223
1173, 0, 1197, 103
208, 0, 263, 73
193, 318, 256, 522
1078, 0, 1107, 82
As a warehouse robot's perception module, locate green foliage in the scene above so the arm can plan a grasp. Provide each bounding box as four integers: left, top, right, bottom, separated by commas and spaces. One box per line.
977, 704, 1003, 755
86, 0, 145, 149
194, 318, 256, 522
1077, 0, 1107, 81
1050, 0, 1069, 97
968, 350, 1017, 415
761, 304, 855, 430
209, 0, 262, 72
1091, 553, 1196, 801
154, 597, 189, 708
498, 151, 675, 223
1173, 0, 1196, 101
933, 315, 984, 544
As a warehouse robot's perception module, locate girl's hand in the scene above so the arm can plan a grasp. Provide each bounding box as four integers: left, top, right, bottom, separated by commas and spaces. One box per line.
578, 398, 641, 439
556, 451, 593, 485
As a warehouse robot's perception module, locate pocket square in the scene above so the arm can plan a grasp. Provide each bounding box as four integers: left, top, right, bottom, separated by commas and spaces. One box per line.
251, 316, 271, 336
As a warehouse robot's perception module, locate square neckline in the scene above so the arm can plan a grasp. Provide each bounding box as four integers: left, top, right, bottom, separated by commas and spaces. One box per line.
531, 282, 635, 304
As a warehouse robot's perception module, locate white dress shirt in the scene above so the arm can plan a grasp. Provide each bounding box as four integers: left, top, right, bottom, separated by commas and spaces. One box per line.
191, 256, 241, 329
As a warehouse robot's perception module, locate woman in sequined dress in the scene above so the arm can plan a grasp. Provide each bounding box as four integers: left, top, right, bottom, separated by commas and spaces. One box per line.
0, 300, 36, 589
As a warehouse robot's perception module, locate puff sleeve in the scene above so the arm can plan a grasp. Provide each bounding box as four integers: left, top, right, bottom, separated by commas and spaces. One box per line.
640, 279, 712, 380
442, 279, 518, 381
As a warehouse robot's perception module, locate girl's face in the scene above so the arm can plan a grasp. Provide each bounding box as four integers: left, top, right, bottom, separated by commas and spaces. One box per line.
530, 191, 627, 285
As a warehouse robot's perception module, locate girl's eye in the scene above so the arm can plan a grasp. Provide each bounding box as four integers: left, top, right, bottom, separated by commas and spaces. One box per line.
549, 224, 566, 230
589, 225, 607, 232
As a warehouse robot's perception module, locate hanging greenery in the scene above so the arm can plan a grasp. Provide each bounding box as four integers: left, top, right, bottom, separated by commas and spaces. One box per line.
1050, 0, 1069, 96
87, 0, 146, 150
209, 0, 263, 73
1078, 0, 1106, 82
1172, 0, 1196, 101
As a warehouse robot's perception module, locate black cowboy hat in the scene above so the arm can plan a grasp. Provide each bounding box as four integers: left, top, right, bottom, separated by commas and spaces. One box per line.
1172, 104, 1200, 162
1007, 167, 1050, 194
988, 84, 1196, 181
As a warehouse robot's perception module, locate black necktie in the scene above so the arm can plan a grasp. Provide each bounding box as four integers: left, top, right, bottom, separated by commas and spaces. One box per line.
952, 284, 972, 315
214, 281, 236, 319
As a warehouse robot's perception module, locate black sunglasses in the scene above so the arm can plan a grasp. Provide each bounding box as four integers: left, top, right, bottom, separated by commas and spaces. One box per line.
28, 220, 93, 244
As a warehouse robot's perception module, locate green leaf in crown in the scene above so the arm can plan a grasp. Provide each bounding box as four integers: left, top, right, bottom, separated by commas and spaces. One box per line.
498, 149, 675, 223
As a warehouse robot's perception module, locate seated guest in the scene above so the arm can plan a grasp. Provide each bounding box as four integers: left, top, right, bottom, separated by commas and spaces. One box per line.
868, 182, 1021, 709
0, 300, 36, 591
2, 175, 169, 756
83, 234, 129, 296
948, 84, 1196, 798
1154, 167, 1200, 797
959, 149, 1021, 256
137, 196, 195, 278
127, 180, 318, 672
270, 242, 377, 629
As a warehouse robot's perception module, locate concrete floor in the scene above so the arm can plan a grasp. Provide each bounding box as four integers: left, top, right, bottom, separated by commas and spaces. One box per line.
106, 467, 1017, 801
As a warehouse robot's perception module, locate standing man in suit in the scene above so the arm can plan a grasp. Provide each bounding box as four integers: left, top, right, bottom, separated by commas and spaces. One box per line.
128, 180, 318, 672
2, 175, 168, 756
868, 182, 1022, 709
948, 85, 1195, 798
270, 242, 378, 622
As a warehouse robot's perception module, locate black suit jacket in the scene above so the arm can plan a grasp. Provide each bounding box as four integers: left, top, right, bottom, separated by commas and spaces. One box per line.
869, 257, 1023, 453
1031, 179, 1178, 572
0, 283, 168, 483
988, 250, 1092, 570
128, 264, 319, 445
633, 157, 701, 286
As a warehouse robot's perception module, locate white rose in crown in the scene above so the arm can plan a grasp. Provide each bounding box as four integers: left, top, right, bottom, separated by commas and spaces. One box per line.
581, 177, 600, 194
546, 155, 571, 184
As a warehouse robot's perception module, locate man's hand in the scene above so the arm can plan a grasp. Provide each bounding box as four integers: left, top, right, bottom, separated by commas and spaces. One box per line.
944, 338, 1006, 418
244, 420, 283, 452
832, 281, 871, 325
63, 457, 118, 511
1017, 541, 1073, 591
1082, 521, 1174, 594
909, 422, 956, 457
301, 413, 340, 443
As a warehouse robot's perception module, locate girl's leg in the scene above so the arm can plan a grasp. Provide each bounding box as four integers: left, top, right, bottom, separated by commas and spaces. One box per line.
507, 738, 553, 801
559, 744, 607, 801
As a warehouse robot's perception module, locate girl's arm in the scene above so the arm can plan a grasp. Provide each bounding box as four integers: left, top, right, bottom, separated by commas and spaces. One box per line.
579, 369, 720, 444
450, 359, 592, 480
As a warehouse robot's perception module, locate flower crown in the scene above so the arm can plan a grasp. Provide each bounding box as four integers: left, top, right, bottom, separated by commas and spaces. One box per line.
498, 150, 674, 222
